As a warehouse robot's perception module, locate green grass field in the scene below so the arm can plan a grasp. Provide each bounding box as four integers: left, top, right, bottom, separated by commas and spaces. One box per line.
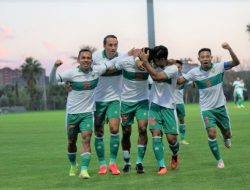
1, 102, 250, 190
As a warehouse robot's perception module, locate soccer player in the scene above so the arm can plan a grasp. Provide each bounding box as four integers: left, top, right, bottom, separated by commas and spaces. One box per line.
49, 49, 116, 179
115, 48, 153, 173
139, 45, 180, 175
174, 60, 189, 145
92, 35, 122, 175
177, 42, 240, 168
232, 78, 246, 108
232, 77, 241, 108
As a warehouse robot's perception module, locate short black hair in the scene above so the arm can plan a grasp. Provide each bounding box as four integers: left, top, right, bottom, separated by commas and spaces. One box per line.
78, 48, 92, 59
198, 48, 211, 56
142, 47, 153, 62
103, 35, 117, 45
153, 45, 168, 60
176, 60, 183, 65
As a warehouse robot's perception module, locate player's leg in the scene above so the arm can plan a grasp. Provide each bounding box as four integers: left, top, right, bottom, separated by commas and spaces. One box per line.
163, 108, 180, 170
216, 106, 232, 149
120, 101, 134, 173
121, 125, 132, 172
67, 114, 80, 176
202, 110, 224, 168
94, 102, 108, 174
149, 103, 167, 175
107, 100, 121, 175
79, 113, 93, 179
135, 100, 149, 173
177, 104, 189, 145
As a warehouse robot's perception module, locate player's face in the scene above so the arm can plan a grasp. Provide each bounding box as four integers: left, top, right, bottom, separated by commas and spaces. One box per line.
104, 37, 118, 59
176, 63, 182, 72
78, 51, 92, 71
198, 51, 213, 70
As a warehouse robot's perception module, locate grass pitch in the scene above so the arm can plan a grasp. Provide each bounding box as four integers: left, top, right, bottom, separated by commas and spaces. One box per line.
0, 102, 250, 190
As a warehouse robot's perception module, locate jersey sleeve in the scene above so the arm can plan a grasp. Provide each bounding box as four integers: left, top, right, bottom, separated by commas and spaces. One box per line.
163, 65, 178, 79
183, 68, 195, 82
49, 66, 73, 84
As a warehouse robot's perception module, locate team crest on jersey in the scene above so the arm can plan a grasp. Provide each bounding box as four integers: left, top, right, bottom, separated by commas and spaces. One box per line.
149, 117, 156, 126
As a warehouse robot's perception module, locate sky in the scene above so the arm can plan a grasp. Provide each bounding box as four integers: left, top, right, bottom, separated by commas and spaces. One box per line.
0, 0, 250, 74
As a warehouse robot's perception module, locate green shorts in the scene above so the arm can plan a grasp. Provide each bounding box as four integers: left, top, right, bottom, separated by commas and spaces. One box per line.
149, 103, 178, 135
176, 103, 186, 119
201, 105, 231, 130
94, 100, 120, 126
121, 100, 149, 126
67, 112, 94, 138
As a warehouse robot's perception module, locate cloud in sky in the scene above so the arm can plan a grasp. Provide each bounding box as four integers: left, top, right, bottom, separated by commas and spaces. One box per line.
0, 23, 15, 59
42, 41, 57, 53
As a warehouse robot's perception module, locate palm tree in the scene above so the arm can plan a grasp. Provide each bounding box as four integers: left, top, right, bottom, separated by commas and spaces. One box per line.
21, 57, 43, 110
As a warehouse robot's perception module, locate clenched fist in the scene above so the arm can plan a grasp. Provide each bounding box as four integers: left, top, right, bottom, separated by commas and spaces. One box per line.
221, 42, 231, 50
54, 59, 63, 67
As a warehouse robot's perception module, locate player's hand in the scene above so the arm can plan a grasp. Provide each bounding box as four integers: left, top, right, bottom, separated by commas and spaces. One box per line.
55, 59, 63, 67
139, 48, 149, 63
128, 48, 141, 57
221, 42, 231, 50
136, 60, 145, 71
64, 81, 72, 92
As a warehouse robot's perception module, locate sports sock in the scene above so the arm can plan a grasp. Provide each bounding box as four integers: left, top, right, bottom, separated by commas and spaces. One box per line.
81, 152, 91, 170
179, 124, 186, 141
95, 136, 106, 166
208, 138, 221, 161
68, 152, 76, 166
152, 136, 165, 167
136, 144, 146, 164
110, 133, 120, 163
169, 141, 179, 156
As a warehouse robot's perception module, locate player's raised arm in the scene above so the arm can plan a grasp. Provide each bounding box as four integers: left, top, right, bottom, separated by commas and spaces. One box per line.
49, 59, 63, 84
222, 42, 240, 68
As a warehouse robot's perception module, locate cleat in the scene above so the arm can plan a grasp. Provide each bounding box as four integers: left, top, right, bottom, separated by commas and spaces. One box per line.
224, 138, 232, 149
135, 163, 144, 174
98, 165, 107, 175
217, 160, 225, 169
180, 140, 190, 145
69, 165, 77, 176
170, 155, 179, 170
122, 164, 131, 173
219, 134, 232, 149
158, 167, 167, 175
79, 170, 90, 179
109, 163, 120, 175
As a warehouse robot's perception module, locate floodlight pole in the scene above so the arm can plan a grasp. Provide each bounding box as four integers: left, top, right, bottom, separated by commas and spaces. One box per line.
147, 0, 155, 48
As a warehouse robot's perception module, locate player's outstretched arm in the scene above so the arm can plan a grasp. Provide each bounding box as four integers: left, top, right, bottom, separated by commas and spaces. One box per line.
222, 42, 240, 68
49, 59, 63, 84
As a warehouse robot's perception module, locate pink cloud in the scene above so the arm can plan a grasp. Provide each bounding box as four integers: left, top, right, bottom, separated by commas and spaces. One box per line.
43, 41, 57, 53
0, 23, 14, 58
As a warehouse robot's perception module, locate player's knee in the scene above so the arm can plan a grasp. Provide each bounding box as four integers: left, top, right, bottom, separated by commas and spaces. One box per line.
95, 128, 104, 137
139, 125, 147, 135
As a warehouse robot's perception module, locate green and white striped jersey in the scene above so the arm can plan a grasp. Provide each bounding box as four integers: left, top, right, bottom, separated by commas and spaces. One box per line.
183, 62, 231, 111
92, 50, 124, 102
115, 55, 149, 102
50, 63, 113, 114
150, 64, 178, 109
